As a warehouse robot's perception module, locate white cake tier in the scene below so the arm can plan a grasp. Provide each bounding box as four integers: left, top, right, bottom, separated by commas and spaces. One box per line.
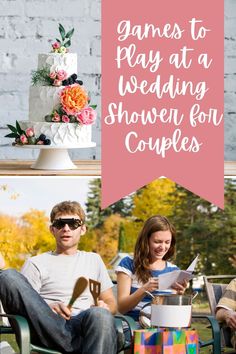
20, 121, 93, 147
38, 53, 77, 77
29, 86, 63, 122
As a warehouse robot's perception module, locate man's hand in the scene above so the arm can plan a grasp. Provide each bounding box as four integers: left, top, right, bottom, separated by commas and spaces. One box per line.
99, 288, 117, 314
97, 300, 110, 311
49, 302, 72, 320
225, 310, 236, 330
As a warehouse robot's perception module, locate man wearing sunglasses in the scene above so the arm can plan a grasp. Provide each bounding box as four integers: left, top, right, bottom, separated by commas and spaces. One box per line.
0, 201, 117, 354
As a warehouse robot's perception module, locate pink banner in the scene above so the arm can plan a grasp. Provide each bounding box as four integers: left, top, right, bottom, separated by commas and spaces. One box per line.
102, 0, 224, 209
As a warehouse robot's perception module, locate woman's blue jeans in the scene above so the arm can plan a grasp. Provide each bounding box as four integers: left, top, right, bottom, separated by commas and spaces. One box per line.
0, 269, 117, 354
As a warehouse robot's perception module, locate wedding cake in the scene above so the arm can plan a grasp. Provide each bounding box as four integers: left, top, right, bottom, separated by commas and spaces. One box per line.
6, 24, 97, 147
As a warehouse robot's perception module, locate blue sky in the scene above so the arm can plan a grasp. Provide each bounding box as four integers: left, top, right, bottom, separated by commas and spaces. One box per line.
0, 177, 98, 217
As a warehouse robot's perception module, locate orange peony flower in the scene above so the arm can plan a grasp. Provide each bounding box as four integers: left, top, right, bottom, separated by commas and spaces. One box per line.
60, 85, 88, 115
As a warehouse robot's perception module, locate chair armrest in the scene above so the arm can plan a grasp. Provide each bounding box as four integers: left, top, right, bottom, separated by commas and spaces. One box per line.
0, 313, 31, 354
192, 314, 221, 354
30, 344, 61, 354
115, 314, 137, 334
115, 314, 138, 352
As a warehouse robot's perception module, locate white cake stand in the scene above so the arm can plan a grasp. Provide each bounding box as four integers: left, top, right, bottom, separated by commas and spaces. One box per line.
16, 143, 96, 170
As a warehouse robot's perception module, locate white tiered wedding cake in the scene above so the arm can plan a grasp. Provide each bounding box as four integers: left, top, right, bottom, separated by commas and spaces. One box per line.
6, 24, 97, 148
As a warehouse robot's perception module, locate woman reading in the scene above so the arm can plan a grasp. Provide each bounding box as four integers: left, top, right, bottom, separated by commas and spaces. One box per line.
116, 215, 188, 323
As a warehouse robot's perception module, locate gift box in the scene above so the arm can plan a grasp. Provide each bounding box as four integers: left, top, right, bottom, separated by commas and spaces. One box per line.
133, 328, 199, 354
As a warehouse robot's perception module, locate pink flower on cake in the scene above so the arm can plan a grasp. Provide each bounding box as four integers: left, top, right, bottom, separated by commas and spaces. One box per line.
52, 112, 61, 122
57, 70, 67, 80
62, 115, 70, 123
25, 127, 34, 137
60, 85, 88, 115
20, 134, 28, 144
53, 79, 62, 87
52, 42, 60, 50
76, 107, 97, 125
49, 72, 57, 79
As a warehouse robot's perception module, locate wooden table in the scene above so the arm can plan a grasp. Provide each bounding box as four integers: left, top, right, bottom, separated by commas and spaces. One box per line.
224, 161, 236, 176
0, 160, 101, 176
0, 160, 234, 177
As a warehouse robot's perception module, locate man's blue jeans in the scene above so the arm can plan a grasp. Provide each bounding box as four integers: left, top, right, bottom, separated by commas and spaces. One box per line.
0, 269, 117, 354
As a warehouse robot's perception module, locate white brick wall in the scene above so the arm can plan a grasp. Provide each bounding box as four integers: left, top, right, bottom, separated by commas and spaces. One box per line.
0, 1, 234, 161
225, 0, 236, 160
0, 0, 101, 160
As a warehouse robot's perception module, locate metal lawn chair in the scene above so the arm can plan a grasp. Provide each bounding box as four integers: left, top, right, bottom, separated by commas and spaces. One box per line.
204, 274, 236, 353
0, 306, 136, 354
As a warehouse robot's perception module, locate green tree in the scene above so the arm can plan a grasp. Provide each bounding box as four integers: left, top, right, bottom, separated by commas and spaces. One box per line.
118, 223, 125, 252
213, 179, 236, 274
86, 179, 132, 228
86, 179, 103, 227
172, 180, 236, 275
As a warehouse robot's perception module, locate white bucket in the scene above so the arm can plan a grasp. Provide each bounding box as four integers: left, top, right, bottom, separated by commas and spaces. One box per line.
151, 304, 192, 328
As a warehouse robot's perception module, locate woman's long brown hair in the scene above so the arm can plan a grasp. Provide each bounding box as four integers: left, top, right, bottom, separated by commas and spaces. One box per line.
133, 215, 176, 284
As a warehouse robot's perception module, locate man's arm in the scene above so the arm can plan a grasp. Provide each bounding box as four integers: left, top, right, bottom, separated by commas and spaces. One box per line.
99, 288, 117, 314
216, 307, 236, 330
215, 278, 236, 330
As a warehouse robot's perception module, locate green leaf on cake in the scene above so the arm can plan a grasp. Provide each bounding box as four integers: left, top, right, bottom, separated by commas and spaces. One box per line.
70, 116, 76, 123
31, 67, 51, 86
16, 121, 24, 135
56, 24, 74, 48
5, 133, 18, 138
7, 124, 18, 133
64, 40, 71, 48
59, 23, 66, 41
89, 105, 97, 109
65, 28, 74, 39
57, 106, 65, 116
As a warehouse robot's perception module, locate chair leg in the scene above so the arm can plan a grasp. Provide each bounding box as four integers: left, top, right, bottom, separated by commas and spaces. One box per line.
0, 314, 31, 354
118, 350, 132, 354
193, 315, 221, 354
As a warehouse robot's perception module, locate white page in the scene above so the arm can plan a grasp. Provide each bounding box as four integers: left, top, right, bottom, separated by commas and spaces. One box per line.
158, 270, 194, 290
186, 254, 199, 272
158, 255, 199, 290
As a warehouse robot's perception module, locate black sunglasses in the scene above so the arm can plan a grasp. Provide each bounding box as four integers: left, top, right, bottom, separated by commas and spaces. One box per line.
52, 218, 83, 230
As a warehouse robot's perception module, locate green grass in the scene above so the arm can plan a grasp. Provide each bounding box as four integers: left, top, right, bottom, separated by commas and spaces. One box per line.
1, 325, 212, 353
0, 322, 221, 353
0, 333, 19, 352
1, 317, 232, 353
0, 321, 220, 353
192, 320, 213, 353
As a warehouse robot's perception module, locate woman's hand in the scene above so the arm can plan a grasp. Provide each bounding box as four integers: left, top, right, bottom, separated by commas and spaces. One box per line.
49, 302, 72, 320
171, 279, 188, 294
142, 277, 159, 293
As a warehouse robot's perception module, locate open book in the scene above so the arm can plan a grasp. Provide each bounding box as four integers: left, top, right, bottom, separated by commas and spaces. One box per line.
158, 254, 199, 290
